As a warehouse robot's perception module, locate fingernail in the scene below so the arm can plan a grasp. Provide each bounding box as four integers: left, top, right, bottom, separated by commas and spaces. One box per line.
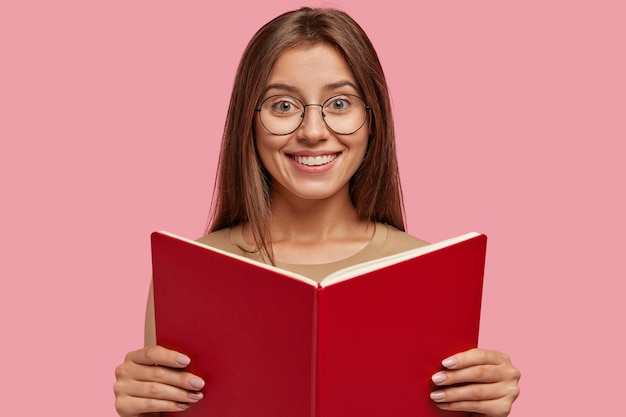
177, 403, 190, 409
430, 391, 446, 401
176, 355, 191, 366
188, 392, 204, 401
442, 357, 457, 368
190, 377, 205, 390
431, 372, 446, 384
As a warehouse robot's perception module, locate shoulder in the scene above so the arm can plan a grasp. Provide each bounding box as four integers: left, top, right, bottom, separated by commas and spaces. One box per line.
195, 227, 237, 251
194, 225, 258, 259
379, 223, 430, 253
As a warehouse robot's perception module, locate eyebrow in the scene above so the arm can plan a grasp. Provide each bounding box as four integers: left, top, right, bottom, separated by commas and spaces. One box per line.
324, 80, 360, 92
264, 83, 299, 94
264, 80, 360, 95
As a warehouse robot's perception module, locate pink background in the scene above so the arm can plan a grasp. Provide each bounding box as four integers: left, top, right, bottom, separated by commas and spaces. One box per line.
1, 1, 624, 415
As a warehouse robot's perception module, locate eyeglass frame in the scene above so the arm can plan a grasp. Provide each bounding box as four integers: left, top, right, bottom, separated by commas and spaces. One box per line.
254, 94, 372, 136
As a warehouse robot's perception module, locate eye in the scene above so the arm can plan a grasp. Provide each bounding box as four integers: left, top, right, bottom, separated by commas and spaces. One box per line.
274, 101, 295, 112
262, 96, 302, 115
326, 96, 351, 111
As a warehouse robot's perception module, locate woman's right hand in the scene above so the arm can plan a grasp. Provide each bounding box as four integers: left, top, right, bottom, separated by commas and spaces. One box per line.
114, 345, 205, 417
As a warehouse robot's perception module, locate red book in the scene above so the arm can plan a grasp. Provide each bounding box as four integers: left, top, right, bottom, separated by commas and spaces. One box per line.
151, 231, 486, 417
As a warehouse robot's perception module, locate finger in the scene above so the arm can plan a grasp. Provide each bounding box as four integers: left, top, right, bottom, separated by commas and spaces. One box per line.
432, 364, 503, 386
114, 366, 204, 417
137, 362, 206, 392
116, 377, 204, 404
115, 393, 194, 416
430, 381, 507, 403
434, 396, 514, 417
116, 360, 205, 392
125, 345, 192, 368
441, 348, 512, 370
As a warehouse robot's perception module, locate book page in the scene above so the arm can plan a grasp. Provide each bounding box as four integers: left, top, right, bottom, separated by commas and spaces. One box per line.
320, 232, 480, 287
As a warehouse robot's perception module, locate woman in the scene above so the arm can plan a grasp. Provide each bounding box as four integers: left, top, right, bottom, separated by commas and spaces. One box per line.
114, 7, 520, 417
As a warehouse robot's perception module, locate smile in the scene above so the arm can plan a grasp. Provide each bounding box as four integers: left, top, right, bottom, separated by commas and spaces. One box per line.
291, 154, 339, 166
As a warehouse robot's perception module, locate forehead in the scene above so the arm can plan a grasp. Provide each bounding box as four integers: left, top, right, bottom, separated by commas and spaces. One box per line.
266, 43, 359, 93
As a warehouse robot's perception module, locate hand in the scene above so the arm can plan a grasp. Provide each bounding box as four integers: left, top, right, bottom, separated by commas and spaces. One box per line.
429, 348, 520, 417
114, 345, 205, 417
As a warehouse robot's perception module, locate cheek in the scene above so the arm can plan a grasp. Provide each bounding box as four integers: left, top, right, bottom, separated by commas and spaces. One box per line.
253, 120, 271, 162
353, 132, 370, 159
254, 136, 284, 178
256, 146, 271, 171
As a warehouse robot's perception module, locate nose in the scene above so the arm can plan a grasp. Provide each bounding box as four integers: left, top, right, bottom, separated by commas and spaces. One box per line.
297, 104, 328, 142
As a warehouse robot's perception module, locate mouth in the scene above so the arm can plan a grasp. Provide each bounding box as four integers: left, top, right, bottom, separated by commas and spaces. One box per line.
290, 153, 339, 167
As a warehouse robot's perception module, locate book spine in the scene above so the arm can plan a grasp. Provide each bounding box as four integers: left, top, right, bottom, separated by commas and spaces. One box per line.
312, 285, 321, 417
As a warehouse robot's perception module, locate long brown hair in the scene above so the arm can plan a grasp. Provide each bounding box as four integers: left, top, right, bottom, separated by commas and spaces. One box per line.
208, 7, 405, 262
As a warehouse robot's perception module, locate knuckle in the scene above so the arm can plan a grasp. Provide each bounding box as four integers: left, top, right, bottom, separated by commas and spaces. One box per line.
502, 363, 521, 382
498, 402, 513, 417
114, 396, 131, 416
147, 381, 162, 396
500, 352, 512, 364
509, 384, 521, 400
112, 380, 124, 396
467, 348, 490, 364
470, 384, 486, 399
145, 397, 161, 411
114, 363, 129, 380
144, 345, 162, 363
475, 348, 489, 363
151, 365, 167, 381
473, 366, 487, 380
113, 398, 123, 413
145, 397, 179, 413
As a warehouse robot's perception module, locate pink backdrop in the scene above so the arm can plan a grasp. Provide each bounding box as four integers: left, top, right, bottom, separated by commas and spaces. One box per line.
2, 1, 624, 415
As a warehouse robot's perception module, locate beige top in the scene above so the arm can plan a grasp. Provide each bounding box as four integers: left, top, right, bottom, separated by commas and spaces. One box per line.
196, 222, 428, 281
144, 223, 428, 344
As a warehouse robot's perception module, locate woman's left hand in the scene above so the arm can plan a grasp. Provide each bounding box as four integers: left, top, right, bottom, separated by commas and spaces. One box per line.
429, 348, 520, 417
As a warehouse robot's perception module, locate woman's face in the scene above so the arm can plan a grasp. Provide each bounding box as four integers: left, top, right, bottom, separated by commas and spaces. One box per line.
254, 42, 369, 204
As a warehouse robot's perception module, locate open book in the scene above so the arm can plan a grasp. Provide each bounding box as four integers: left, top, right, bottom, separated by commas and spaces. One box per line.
151, 230, 487, 417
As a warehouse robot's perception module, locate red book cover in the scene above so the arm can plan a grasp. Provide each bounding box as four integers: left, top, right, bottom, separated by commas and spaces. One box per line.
151, 231, 486, 417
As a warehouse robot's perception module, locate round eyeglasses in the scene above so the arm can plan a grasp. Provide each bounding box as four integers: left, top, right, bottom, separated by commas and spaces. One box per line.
255, 94, 371, 136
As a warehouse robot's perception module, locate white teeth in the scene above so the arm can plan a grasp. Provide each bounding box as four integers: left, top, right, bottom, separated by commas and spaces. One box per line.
293, 154, 338, 166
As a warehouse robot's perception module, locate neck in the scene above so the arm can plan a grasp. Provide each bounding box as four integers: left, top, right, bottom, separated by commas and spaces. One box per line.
269, 188, 365, 242
241, 186, 375, 264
